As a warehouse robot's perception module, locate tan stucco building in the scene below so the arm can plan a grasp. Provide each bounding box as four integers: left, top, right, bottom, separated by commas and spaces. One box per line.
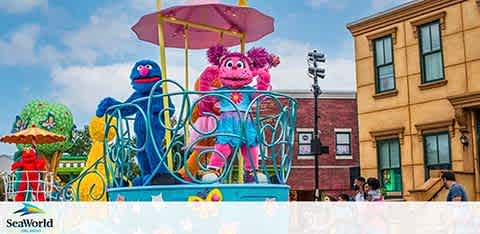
347, 0, 480, 201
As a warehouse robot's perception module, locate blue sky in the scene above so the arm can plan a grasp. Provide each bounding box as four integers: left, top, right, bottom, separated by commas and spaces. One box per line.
0, 0, 408, 155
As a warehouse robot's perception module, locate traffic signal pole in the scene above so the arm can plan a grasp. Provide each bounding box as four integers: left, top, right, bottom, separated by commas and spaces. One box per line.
313, 73, 320, 202
307, 50, 327, 202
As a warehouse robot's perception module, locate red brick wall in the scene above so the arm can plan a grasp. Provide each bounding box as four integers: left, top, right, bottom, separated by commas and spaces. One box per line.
294, 98, 359, 166
262, 96, 359, 197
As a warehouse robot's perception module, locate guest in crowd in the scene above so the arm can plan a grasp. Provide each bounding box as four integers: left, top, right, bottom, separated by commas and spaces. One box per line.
353, 176, 366, 201
365, 177, 383, 201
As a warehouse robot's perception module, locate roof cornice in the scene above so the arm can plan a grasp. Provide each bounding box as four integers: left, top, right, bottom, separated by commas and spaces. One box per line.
347, 0, 467, 36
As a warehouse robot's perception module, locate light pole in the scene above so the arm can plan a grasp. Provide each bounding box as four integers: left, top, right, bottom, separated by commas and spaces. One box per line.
307, 50, 328, 201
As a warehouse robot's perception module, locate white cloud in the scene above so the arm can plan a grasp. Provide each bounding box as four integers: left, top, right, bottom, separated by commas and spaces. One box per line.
0, 24, 40, 65
267, 39, 355, 92
50, 63, 133, 118
0, 0, 47, 14
58, 0, 224, 65
49, 60, 203, 125
59, 5, 141, 65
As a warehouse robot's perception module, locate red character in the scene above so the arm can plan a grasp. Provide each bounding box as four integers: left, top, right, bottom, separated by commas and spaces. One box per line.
11, 148, 47, 201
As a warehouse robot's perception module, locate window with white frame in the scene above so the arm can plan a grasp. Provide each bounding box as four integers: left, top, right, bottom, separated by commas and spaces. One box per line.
335, 128, 352, 159
297, 128, 314, 159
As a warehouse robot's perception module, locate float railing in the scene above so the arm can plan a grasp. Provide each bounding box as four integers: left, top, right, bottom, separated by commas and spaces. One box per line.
105, 79, 297, 187
60, 79, 297, 200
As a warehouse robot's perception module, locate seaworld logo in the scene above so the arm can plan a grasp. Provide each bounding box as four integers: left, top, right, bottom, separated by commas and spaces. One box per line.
13, 203, 45, 216
5, 203, 54, 232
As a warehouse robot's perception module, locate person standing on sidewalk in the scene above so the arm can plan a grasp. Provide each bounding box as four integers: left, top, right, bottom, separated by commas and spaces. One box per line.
353, 176, 366, 202
442, 171, 468, 202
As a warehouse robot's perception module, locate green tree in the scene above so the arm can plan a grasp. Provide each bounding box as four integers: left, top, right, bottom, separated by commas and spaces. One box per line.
65, 125, 92, 156
13, 100, 75, 172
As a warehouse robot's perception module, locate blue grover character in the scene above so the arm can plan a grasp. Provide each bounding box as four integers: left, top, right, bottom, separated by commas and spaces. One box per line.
96, 60, 175, 185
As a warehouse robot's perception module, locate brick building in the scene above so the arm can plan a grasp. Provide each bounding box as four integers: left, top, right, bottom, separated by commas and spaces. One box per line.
273, 90, 359, 201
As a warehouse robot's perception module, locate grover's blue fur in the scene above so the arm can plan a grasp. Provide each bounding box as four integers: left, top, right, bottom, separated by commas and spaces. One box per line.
96, 60, 175, 185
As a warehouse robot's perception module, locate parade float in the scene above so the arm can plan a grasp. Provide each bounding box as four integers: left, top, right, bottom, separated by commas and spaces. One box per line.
1, 0, 298, 202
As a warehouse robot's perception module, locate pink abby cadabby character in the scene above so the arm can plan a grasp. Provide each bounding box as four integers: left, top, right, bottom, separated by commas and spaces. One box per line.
199, 45, 279, 183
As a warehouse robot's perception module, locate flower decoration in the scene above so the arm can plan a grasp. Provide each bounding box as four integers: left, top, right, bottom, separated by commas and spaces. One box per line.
230, 92, 243, 104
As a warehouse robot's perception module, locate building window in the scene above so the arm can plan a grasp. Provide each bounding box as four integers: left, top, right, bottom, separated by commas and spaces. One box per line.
373, 36, 395, 93
335, 129, 352, 159
377, 138, 402, 194
297, 130, 314, 159
424, 132, 451, 179
419, 20, 444, 83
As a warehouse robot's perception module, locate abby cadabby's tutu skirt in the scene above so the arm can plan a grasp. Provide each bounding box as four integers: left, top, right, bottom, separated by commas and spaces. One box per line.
216, 111, 258, 147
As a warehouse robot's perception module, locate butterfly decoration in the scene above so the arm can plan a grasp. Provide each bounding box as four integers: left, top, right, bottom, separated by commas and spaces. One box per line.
188, 188, 223, 202
187, 188, 222, 219
11, 115, 28, 133
41, 112, 56, 130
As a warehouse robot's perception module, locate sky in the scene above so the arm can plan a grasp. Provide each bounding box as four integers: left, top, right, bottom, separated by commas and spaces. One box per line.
0, 0, 410, 155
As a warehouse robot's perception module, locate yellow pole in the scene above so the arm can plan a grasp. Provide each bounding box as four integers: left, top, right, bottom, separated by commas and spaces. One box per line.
238, 0, 248, 7
238, 0, 248, 182
184, 24, 190, 145
156, 0, 173, 169
238, 35, 246, 183
240, 35, 245, 53
219, 32, 224, 45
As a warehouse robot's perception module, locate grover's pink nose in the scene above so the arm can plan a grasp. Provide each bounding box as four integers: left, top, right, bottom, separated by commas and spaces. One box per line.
139, 67, 149, 77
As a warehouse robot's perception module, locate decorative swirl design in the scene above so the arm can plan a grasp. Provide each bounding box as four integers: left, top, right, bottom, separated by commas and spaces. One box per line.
63, 79, 297, 193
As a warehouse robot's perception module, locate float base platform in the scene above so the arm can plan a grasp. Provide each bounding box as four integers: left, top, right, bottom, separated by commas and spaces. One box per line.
108, 184, 289, 201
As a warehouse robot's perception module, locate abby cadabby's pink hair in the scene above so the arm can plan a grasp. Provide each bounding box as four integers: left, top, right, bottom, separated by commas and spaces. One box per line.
247, 47, 270, 69
207, 45, 271, 69
207, 45, 228, 65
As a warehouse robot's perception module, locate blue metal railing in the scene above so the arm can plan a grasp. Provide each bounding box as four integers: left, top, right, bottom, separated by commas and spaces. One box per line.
60, 79, 297, 201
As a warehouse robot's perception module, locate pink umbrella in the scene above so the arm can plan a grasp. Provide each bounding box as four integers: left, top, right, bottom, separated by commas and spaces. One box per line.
131, 3, 274, 49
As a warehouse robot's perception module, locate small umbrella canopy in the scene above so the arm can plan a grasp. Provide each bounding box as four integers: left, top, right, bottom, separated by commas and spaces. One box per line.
132, 3, 274, 49
0, 125, 66, 145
